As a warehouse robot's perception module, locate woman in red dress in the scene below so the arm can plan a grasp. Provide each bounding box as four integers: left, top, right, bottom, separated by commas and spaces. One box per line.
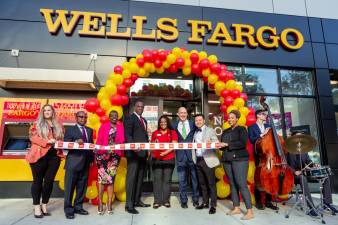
151, 115, 178, 209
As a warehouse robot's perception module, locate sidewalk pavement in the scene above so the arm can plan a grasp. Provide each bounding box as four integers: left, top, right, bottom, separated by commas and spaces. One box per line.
0, 193, 337, 225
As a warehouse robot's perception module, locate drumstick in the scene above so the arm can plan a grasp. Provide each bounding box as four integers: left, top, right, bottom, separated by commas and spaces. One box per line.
301, 161, 314, 171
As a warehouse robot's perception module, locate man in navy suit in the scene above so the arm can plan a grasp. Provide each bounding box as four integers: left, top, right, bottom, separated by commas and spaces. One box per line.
63, 111, 94, 219
173, 107, 199, 208
248, 109, 278, 210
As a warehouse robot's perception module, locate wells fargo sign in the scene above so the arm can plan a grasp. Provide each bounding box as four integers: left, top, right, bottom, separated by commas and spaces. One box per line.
40, 8, 304, 51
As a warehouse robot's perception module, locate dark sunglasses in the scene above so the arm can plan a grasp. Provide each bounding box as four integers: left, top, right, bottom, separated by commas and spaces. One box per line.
77, 115, 88, 119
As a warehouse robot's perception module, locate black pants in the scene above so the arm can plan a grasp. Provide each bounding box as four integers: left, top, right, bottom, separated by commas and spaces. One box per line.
30, 149, 61, 205
152, 158, 175, 204
223, 160, 252, 209
295, 175, 333, 207
254, 187, 272, 205
64, 166, 89, 214
125, 156, 147, 209
196, 158, 217, 207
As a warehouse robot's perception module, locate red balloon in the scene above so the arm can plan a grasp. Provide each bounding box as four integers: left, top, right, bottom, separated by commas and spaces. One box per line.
221, 89, 230, 98
231, 90, 241, 98
143, 52, 153, 62
220, 64, 228, 71
95, 107, 106, 117
190, 53, 199, 64
151, 50, 159, 60
202, 76, 209, 83
218, 71, 228, 82
224, 96, 234, 106
100, 115, 109, 124
168, 64, 178, 73
136, 57, 145, 67
240, 93, 248, 101
123, 78, 133, 87
110, 95, 122, 105
175, 57, 185, 68
248, 107, 255, 116
220, 104, 227, 113
199, 59, 210, 70
191, 63, 200, 74
131, 73, 138, 82
121, 95, 129, 105
210, 63, 221, 74
117, 84, 127, 95
208, 83, 215, 90
246, 114, 256, 126
114, 65, 123, 74
223, 113, 228, 121
223, 174, 229, 183
158, 51, 167, 61
142, 49, 150, 55
154, 59, 163, 68
226, 71, 234, 80
84, 98, 99, 113
91, 197, 99, 206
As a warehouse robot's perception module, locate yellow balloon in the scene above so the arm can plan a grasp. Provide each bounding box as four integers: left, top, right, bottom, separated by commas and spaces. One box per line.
190, 49, 198, 54
149, 64, 156, 73
107, 105, 123, 119
105, 80, 117, 95
114, 173, 126, 193
111, 74, 124, 85
202, 69, 211, 77
215, 167, 225, 180
129, 58, 136, 63
122, 69, 131, 79
122, 61, 129, 70
237, 115, 246, 126
216, 181, 230, 198
198, 51, 207, 60
227, 105, 238, 114
136, 54, 143, 59
233, 98, 245, 108
182, 51, 190, 59
172, 47, 182, 57
138, 68, 146, 77
247, 161, 255, 184
222, 122, 231, 130
208, 74, 218, 84
236, 84, 243, 92
239, 107, 249, 117
116, 191, 126, 202
156, 67, 165, 74
88, 113, 100, 125
182, 67, 191, 76
100, 99, 111, 111
184, 59, 192, 67
119, 157, 127, 168
102, 191, 108, 204
117, 166, 127, 175
163, 61, 170, 69
215, 81, 226, 94
128, 63, 139, 74
97, 87, 109, 101
219, 97, 224, 104
58, 179, 64, 190
208, 55, 218, 64
225, 80, 237, 90
167, 54, 176, 64
86, 185, 98, 200
144, 62, 152, 72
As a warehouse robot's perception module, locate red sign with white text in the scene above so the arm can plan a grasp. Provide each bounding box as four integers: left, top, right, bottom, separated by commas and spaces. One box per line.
2, 101, 42, 120
49, 99, 86, 123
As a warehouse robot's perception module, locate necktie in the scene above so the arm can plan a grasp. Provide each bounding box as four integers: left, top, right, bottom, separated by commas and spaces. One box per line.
182, 122, 187, 139
196, 128, 202, 132
140, 116, 146, 130
81, 126, 88, 142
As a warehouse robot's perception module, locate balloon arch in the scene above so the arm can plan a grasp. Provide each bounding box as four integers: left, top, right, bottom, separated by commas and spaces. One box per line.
80, 47, 262, 204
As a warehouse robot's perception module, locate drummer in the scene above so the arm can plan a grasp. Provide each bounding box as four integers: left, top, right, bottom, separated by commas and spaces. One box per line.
287, 131, 338, 217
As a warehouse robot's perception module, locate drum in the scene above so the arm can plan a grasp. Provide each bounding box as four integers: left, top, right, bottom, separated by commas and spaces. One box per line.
304, 166, 332, 179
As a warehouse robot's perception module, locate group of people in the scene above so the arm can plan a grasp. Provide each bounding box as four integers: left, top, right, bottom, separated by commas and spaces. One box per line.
25, 100, 337, 221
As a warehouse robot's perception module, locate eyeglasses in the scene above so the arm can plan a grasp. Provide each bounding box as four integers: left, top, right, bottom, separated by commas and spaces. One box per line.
77, 115, 87, 119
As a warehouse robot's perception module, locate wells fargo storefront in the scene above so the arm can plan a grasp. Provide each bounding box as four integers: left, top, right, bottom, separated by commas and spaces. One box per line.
0, 0, 337, 197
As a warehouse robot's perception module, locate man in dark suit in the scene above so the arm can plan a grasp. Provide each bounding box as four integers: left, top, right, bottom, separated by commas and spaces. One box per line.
173, 107, 199, 208
124, 99, 151, 214
287, 132, 338, 217
248, 109, 278, 210
63, 111, 94, 219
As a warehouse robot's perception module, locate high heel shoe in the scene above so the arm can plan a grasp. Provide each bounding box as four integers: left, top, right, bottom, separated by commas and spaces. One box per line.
107, 203, 113, 214
41, 206, 51, 216
33, 208, 43, 218
97, 203, 104, 215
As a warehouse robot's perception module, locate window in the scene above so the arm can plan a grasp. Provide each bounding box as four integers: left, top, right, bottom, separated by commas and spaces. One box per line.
281, 70, 314, 95
243, 67, 278, 94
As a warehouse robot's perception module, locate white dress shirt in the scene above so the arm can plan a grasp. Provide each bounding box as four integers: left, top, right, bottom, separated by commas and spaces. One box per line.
177, 120, 190, 137
194, 125, 206, 157
256, 122, 266, 137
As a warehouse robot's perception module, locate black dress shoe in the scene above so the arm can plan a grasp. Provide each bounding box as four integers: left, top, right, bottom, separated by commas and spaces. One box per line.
193, 202, 199, 207
209, 207, 216, 214
265, 202, 279, 210
135, 202, 151, 207
125, 207, 139, 214
255, 202, 265, 210
74, 209, 89, 215
196, 203, 209, 209
181, 203, 188, 209
34, 214, 43, 219
324, 204, 338, 214
65, 213, 75, 219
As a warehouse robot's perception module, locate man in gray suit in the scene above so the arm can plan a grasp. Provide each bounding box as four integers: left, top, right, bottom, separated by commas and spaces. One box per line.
192, 114, 220, 214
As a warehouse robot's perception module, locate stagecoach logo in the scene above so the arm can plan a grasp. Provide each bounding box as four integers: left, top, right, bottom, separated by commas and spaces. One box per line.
40, 8, 304, 51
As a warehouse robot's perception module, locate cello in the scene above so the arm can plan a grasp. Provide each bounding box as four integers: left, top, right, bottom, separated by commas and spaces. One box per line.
255, 96, 294, 196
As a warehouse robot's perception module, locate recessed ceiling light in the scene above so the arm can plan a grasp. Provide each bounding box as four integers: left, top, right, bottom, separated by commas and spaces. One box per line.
177, 76, 183, 79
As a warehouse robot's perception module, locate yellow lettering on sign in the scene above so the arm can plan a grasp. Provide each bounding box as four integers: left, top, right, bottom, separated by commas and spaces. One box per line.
78, 11, 106, 36
132, 16, 156, 40
256, 26, 279, 49
280, 28, 304, 50
188, 20, 212, 43
207, 22, 236, 45
106, 14, 131, 38
157, 17, 178, 42
232, 23, 258, 48
40, 9, 82, 35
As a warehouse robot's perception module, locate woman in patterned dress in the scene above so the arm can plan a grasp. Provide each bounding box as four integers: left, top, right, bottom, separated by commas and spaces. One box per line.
96, 110, 125, 214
